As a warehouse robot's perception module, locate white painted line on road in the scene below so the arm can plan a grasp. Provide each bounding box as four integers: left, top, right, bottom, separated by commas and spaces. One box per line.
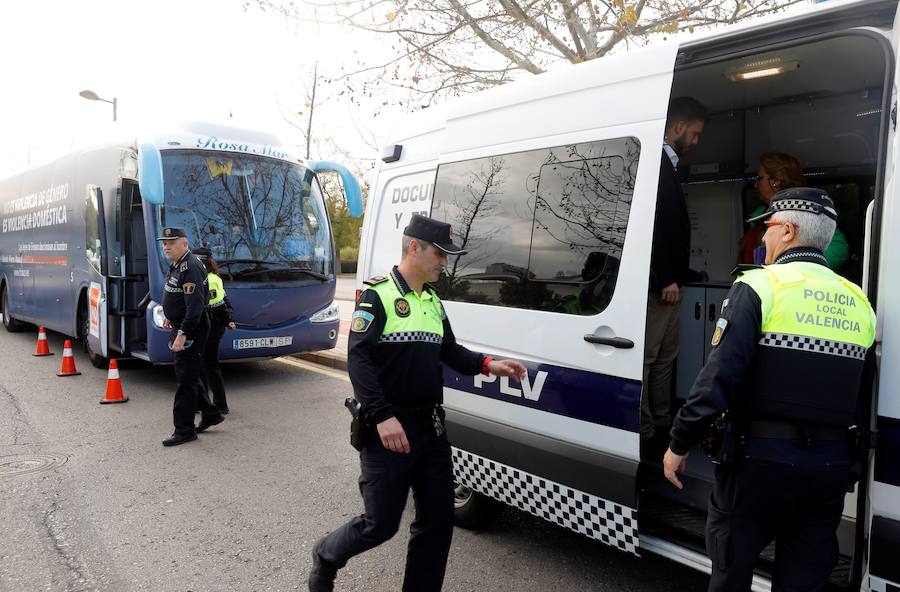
276, 356, 350, 382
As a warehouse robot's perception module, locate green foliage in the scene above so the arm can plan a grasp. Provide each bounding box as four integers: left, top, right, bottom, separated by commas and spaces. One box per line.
320, 171, 367, 261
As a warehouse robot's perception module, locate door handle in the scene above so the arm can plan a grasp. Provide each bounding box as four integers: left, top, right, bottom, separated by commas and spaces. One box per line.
708, 303, 716, 321
694, 302, 702, 320
583, 334, 635, 348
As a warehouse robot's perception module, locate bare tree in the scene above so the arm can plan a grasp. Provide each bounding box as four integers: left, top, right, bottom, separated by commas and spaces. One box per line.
249, 0, 804, 105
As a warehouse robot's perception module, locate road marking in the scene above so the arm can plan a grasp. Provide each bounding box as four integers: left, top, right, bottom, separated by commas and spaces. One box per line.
276, 356, 350, 382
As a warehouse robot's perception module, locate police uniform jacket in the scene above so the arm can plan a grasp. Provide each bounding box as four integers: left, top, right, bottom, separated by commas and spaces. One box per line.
162, 250, 209, 340
348, 266, 486, 425
669, 248, 876, 458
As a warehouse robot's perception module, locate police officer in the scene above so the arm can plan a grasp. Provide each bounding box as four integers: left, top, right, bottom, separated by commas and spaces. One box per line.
158, 228, 225, 447
309, 214, 527, 592
662, 188, 876, 591
193, 246, 236, 415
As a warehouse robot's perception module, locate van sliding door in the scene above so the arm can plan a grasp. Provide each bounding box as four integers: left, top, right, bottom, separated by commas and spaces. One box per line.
432, 43, 678, 555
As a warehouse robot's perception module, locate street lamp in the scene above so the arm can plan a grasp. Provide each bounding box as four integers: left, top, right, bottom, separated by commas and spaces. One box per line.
79, 89, 117, 122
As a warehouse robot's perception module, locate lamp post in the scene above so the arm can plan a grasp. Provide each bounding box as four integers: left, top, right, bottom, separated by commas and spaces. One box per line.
79, 90, 117, 122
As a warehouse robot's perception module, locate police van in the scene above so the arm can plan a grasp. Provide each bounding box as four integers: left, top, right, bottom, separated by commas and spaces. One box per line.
356, 0, 900, 589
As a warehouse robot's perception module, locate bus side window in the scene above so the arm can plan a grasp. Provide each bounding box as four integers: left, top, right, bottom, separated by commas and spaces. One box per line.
85, 185, 102, 273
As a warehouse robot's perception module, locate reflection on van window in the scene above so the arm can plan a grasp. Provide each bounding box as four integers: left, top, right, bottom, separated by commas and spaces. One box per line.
431, 138, 640, 314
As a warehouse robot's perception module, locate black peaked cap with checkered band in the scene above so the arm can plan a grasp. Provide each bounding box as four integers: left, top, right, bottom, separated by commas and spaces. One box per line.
747, 187, 837, 223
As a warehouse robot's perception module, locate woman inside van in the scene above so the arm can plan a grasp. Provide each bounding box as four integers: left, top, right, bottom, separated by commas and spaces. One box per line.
739, 151, 849, 269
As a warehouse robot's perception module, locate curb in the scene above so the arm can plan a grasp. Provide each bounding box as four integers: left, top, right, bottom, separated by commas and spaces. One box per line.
292, 351, 348, 371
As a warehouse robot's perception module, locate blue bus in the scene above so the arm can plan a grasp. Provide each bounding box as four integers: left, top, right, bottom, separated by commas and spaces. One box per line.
0, 121, 362, 367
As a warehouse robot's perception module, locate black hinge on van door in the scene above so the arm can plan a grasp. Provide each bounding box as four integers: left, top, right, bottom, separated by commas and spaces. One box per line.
892, 102, 897, 131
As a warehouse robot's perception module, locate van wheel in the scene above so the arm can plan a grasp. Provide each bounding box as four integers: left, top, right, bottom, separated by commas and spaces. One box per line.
453, 484, 503, 529
80, 306, 107, 369
1, 287, 25, 332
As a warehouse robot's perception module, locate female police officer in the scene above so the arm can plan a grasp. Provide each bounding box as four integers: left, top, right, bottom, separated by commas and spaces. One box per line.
193, 246, 235, 416
663, 188, 876, 591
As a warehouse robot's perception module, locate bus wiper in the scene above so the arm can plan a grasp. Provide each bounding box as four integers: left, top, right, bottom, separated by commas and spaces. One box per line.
219, 259, 328, 281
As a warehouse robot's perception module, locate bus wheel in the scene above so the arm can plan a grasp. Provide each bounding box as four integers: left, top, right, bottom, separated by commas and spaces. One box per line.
79, 306, 107, 368
1, 287, 25, 333
453, 483, 503, 529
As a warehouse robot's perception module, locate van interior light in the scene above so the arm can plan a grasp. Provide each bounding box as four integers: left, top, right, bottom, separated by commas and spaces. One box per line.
726, 59, 798, 82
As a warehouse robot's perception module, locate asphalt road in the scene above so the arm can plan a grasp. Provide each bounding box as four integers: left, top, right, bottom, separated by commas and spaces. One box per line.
0, 327, 707, 592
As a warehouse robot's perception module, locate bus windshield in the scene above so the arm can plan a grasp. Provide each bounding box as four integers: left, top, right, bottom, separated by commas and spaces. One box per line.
156, 150, 332, 282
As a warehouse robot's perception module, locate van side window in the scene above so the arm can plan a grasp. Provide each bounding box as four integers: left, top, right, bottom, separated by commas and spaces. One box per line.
431, 137, 639, 314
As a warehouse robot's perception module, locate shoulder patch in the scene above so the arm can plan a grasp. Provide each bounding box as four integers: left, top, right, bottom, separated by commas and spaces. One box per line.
363, 275, 388, 287
183, 282, 196, 295
351, 310, 375, 332
710, 317, 728, 347
210, 289, 218, 300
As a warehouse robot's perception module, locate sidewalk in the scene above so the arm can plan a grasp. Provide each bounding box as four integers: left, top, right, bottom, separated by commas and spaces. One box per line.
293, 299, 352, 370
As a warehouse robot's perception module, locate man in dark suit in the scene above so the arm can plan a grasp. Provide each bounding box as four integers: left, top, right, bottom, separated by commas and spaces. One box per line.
642, 97, 708, 448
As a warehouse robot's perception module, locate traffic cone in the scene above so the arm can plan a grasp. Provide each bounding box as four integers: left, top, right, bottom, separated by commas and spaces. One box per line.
56, 340, 81, 377
99, 359, 128, 404
33, 327, 54, 356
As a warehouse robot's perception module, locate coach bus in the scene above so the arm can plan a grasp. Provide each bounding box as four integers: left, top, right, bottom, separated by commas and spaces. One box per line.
0, 121, 362, 367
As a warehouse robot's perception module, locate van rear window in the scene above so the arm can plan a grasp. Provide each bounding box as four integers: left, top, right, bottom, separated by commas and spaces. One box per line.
431, 137, 640, 315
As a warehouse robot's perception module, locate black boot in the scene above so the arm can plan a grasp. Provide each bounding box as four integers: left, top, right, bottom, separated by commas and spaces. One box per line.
308, 541, 337, 592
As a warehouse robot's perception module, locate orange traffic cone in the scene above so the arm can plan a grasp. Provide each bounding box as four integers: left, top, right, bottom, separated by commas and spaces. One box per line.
100, 359, 128, 404
56, 340, 81, 377
33, 327, 54, 356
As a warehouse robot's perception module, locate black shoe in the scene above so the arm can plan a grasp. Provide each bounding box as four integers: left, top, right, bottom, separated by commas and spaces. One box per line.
162, 433, 198, 447
218, 406, 230, 415
196, 414, 225, 433
308, 541, 337, 592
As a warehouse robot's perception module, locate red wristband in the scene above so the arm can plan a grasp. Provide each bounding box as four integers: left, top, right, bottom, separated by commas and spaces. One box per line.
481, 356, 494, 375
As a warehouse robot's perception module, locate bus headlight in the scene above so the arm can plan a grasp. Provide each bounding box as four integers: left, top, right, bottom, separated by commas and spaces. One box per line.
310, 301, 340, 323
152, 304, 168, 328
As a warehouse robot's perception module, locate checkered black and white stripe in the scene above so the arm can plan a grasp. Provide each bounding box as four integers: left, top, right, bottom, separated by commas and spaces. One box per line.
380, 331, 443, 344
452, 448, 638, 554
759, 332, 867, 360
772, 198, 836, 218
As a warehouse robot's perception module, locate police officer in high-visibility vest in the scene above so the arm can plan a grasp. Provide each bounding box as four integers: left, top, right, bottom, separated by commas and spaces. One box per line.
157, 228, 226, 447
309, 214, 527, 592
662, 188, 876, 591
193, 246, 236, 416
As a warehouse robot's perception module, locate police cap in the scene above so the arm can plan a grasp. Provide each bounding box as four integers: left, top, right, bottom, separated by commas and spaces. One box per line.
193, 246, 211, 262
747, 187, 837, 223
156, 227, 188, 241
403, 214, 467, 255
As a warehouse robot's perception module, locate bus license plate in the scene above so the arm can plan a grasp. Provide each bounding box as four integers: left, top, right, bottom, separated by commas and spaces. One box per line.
232, 336, 293, 350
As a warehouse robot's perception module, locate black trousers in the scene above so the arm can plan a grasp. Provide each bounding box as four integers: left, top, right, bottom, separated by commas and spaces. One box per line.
201, 319, 228, 411
172, 322, 219, 435
706, 456, 850, 592
318, 411, 455, 592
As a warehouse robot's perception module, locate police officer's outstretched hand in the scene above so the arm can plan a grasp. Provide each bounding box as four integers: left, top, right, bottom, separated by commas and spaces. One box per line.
487, 359, 527, 381
377, 417, 411, 454
663, 448, 688, 490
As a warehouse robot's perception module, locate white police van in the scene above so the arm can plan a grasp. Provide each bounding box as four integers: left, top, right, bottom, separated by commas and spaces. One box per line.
356, 1, 900, 589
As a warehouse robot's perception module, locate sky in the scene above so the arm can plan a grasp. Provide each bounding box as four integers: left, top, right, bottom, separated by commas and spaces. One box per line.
0, 0, 387, 178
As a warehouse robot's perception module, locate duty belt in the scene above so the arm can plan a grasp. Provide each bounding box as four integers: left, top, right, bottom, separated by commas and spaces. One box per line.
394, 403, 439, 418
745, 419, 848, 442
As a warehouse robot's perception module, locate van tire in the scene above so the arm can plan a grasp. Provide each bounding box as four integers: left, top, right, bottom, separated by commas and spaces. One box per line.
453, 484, 504, 529
1, 287, 25, 333
79, 304, 107, 369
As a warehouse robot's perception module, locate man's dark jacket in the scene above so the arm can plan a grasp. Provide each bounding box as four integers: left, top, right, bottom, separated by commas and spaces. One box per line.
650, 149, 691, 294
